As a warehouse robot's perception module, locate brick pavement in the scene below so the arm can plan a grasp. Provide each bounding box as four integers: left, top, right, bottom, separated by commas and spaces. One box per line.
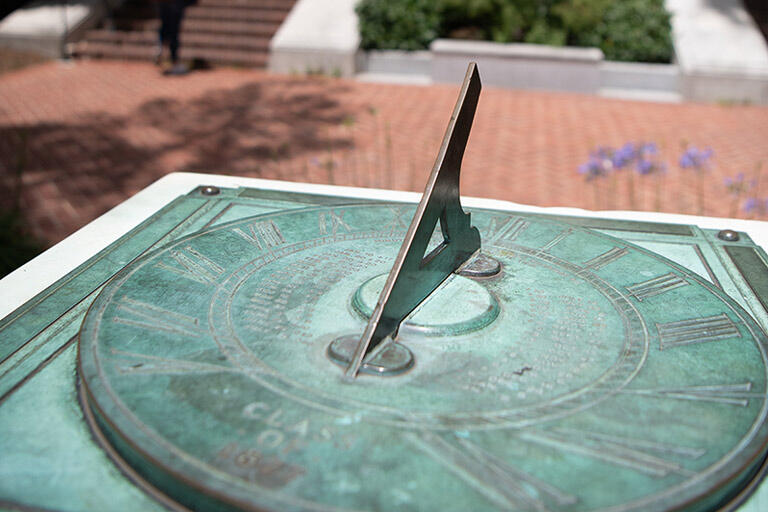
0, 60, 767, 247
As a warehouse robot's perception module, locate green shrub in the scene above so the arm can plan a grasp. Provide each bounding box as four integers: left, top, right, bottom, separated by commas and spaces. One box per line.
356, 0, 441, 51
568, 0, 673, 63
440, 0, 534, 43
356, 0, 674, 63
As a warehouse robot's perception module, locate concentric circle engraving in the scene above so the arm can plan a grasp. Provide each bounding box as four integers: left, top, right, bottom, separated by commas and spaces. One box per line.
79, 205, 768, 512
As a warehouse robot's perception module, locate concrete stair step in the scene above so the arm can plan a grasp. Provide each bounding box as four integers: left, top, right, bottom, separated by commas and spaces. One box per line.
74, 41, 268, 67
85, 29, 270, 51
115, 5, 289, 23
187, 6, 289, 23
117, 18, 280, 36
196, 0, 294, 8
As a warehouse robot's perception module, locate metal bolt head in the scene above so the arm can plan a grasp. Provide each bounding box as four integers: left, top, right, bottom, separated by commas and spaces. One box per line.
458, 252, 502, 278
718, 229, 740, 242
200, 185, 220, 196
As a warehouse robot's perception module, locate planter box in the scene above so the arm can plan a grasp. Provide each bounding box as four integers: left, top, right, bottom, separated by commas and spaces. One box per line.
431, 39, 603, 94
361, 50, 431, 76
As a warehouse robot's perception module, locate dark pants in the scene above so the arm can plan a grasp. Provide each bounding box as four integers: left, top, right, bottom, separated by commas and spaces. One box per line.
158, 1, 186, 63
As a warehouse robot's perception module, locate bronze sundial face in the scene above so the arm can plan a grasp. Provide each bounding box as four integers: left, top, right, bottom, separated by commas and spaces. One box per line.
75, 65, 768, 511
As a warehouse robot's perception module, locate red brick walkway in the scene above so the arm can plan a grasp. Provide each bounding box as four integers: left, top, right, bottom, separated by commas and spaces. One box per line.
1, 60, 767, 247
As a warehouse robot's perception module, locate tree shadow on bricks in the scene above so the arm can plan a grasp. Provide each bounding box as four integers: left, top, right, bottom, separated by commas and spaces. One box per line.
0, 77, 358, 250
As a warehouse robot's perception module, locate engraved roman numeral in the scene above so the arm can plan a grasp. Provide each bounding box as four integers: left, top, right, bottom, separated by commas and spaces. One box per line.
582, 246, 628, 270
110, 348, 232, 375
539, 228, 573, 252
657, 314, 740, 350
487, 216, 528, 247
155, 246, 224, 285
521, 428, 704, 478
406, 431, 576, 511
319, 209, 351, 235
112, 297, 203, 337
627, 273, 689, 301
232, 220, 285, 250
621, 382, 761, 407
383, 206, 409, 234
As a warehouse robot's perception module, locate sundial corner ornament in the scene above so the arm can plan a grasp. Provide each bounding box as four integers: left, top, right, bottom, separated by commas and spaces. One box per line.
51, 62, 768, 512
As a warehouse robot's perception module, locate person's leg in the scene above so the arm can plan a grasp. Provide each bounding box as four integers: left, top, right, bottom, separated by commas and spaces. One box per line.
156, 3, 171, 64
168, 2, 183, 64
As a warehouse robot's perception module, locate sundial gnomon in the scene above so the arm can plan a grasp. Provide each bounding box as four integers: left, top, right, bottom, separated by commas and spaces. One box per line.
77, 64, 768, 512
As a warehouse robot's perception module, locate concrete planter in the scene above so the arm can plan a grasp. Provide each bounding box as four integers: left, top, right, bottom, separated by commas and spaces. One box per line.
268, 0, 360, 77
266, 0, 768, 104
360, 42, 682, 102
431, 39, 603, 95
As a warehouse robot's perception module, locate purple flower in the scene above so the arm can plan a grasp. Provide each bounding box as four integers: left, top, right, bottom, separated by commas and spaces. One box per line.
638, 142, 658, 155
635, 142, 665, 176
742, 197, 768, 215
637, 159, 667, 176
612, 143, 636, 170
579, 146, 614, 181
680, 146, 714, 172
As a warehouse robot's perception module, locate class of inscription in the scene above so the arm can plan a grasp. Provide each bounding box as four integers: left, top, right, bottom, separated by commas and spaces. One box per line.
620, 382, 760, 407
155, 245, 225, 284
657, 313, 741, 350
241, 401, 348, 450
112, 297, 203, 337
216, 442, 305, 489
232, 220, 286, 250
582, 247, 629, 271
627, 273, 689, 301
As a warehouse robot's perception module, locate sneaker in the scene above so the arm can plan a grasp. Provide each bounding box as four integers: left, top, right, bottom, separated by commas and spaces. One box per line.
164, 63, 188, 76
153, 46, 163, 66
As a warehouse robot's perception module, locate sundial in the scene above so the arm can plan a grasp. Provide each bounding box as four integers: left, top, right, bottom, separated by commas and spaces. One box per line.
3, 65, 768, 512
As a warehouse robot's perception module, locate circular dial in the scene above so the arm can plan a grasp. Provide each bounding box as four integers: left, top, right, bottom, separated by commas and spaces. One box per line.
79, 204, 768, 512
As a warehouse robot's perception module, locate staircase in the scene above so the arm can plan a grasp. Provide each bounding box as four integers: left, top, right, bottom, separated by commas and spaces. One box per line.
73, 0, 296, 68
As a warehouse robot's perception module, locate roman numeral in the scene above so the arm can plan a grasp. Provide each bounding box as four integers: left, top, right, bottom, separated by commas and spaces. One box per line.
406, 431, 576, 511
383, 206, 409, 235
155, 246, 224, 285
657, 314, 740, 350
110, 348, 232, 376
627, 273, 689, 301
319, 209, 351, 236
539, 228, 573, 253
112, 297, 203, 337
582, 246, 628, 270
621, 382, 761, 407
520, 428, 704, 478
232, 220, 285, 250
487, 216, 528, 247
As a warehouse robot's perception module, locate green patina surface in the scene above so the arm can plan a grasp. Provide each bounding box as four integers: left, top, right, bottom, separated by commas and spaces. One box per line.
3, 185, 768, 512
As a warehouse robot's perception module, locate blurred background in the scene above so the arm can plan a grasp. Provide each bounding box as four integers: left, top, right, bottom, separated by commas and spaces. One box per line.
0, 0, 767, 277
